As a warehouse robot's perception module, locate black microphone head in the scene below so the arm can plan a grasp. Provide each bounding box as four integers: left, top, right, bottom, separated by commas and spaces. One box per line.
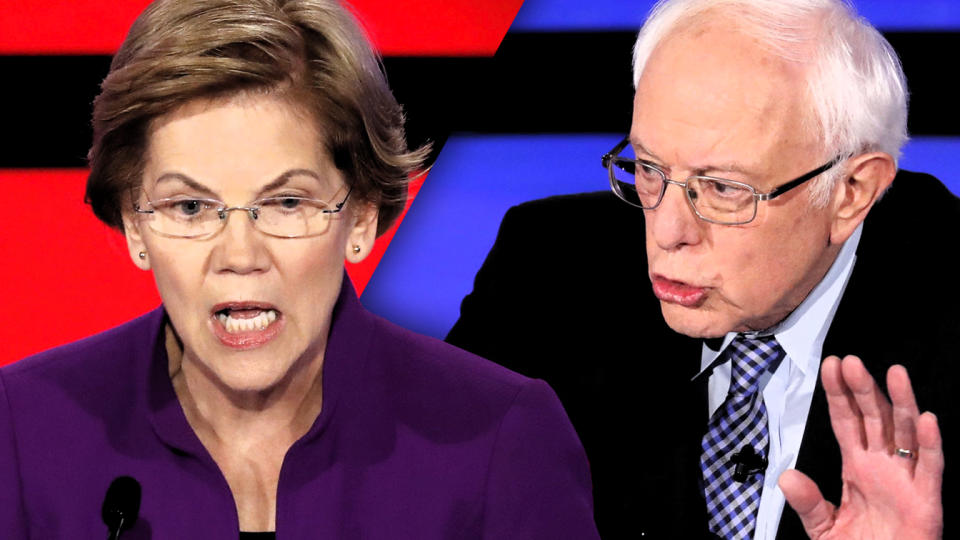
102, 476, 141, 533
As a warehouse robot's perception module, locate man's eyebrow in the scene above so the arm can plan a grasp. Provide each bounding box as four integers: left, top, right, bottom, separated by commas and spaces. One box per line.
629, 137, 662, 163
696, 161, 756, 178
627, 138, 755, 178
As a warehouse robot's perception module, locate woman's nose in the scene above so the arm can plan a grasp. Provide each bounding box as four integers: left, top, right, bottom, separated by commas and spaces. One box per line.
210, 209, 271, 274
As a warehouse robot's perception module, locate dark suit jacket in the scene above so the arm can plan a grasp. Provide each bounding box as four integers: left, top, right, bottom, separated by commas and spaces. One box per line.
0, 280, 599, 539
447, 169, 958, 539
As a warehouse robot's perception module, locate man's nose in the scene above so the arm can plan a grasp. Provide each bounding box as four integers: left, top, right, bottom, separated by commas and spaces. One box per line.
647, 181, 703, 251
211, 209, 271, 274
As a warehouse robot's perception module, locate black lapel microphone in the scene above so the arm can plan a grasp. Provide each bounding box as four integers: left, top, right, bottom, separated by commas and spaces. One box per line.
102, 476, 141, 540
729, 446, 767, 483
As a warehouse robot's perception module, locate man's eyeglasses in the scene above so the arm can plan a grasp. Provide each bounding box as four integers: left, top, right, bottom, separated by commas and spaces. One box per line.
601, 137, 841, 225
134, 187, 352, 239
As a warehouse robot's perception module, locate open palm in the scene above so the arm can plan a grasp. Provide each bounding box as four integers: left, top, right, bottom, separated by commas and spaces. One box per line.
780, 355, 943, 539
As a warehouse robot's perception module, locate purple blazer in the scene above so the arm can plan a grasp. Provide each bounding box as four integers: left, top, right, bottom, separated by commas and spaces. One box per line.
0, 282, 598, 539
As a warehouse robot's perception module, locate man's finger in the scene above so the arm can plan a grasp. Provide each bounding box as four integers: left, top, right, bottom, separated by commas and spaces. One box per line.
915, 412, 944, 496
841, 355, 893, 452
887, 365, 920, 471
779, 469, 835, 540
821, 355, 865, 450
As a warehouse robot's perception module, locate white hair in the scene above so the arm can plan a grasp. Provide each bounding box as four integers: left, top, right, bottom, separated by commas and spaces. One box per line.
632, 0, 908, 206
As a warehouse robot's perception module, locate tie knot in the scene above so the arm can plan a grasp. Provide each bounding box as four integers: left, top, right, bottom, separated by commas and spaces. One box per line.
727, 335, 784, 395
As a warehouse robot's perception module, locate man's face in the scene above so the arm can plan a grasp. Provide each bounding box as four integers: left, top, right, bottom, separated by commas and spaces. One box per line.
632, 22, 843, 338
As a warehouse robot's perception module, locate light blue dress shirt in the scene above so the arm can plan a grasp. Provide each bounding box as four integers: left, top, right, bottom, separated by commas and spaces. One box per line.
697, 223, 862, 540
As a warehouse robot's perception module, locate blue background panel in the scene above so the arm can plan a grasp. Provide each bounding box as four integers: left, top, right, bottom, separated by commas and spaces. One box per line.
511, 0, 960, 32
362, 135, 960, 340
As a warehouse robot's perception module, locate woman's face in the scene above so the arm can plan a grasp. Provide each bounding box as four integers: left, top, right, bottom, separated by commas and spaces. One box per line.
123, 94, 377, 392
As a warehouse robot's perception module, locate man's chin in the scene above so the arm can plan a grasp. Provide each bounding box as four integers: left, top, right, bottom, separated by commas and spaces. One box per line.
659, 302, 730, 339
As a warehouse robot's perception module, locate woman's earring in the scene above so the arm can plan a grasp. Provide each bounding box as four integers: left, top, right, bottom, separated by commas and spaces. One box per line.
352, 245, 361, 254
138, 251, 147, 260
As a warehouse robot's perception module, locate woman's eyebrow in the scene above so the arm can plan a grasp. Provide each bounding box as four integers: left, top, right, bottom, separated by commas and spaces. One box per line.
154, 173, 218, 198
259, 169, 324, 194
154, 169, 325, 199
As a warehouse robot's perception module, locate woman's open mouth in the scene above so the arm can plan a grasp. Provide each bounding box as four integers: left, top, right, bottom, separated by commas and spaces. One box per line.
217, 308, 278, 333
210, 303, 284, 349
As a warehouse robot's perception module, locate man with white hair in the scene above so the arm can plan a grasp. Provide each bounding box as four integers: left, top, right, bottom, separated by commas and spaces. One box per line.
447, 0, 951, 538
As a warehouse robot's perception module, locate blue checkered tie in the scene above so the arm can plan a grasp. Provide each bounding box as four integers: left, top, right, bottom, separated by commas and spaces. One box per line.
700, 335, 785, 539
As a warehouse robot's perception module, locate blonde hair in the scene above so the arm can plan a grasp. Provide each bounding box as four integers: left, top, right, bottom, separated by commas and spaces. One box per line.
86, 0, 428, 235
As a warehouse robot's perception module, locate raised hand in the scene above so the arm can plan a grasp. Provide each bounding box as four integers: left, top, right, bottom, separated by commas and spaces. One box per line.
779, 355, 943, 540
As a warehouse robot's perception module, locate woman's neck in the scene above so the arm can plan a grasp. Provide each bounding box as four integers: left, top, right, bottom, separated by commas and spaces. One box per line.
165, 325, 324, 532
165, 325, 324, 452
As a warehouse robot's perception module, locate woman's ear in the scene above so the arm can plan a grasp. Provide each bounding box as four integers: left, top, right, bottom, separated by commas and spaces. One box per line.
345, 201, 379, 263
121, 211, 152, 270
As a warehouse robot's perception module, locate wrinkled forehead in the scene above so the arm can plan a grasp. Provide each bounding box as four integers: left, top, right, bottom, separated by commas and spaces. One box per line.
138, 93, 339, 198
632, 21, 821, 170
637, 10, 821, 128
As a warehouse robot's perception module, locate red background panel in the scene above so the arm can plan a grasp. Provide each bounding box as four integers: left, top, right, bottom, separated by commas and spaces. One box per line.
0, 170, 159, 362
0, 170, 423, 364
0, 0, 522, 55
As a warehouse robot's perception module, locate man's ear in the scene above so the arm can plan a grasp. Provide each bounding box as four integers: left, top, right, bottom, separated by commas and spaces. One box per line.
829, 152, 896, 245
344, 201, 379, 264
121, 211, 152, 270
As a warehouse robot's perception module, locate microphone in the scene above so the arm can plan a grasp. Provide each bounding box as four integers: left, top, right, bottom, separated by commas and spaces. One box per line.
102, 476, 141, 540
729, 446, 767, 483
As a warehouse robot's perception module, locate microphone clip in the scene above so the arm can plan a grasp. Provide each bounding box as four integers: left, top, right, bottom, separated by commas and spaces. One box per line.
729, 445, 767, 483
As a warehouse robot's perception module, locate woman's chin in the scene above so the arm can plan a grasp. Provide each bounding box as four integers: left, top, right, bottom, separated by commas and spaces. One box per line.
209, 360, 295, 396
183, 340, 299, 397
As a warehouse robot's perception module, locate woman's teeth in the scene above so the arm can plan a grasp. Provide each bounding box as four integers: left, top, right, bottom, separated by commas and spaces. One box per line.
217, 309, 278, 333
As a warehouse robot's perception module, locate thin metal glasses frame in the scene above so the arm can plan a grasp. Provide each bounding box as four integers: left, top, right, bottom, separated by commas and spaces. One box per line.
601, 137, 841, 225
134, 186, 353, 238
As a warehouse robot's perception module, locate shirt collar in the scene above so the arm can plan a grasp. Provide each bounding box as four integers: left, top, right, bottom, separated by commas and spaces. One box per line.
695, 222, 862, 380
